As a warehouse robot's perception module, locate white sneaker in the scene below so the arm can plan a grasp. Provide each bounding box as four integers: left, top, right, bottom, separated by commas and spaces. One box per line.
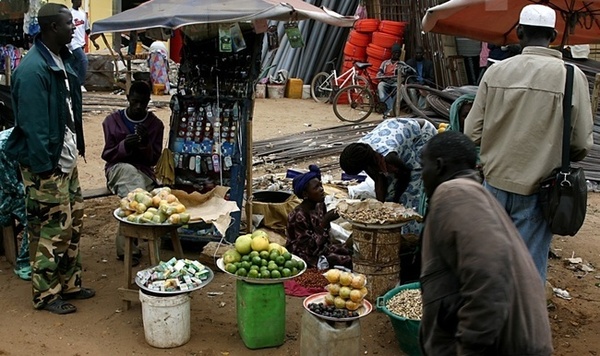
80, 86, 87, 93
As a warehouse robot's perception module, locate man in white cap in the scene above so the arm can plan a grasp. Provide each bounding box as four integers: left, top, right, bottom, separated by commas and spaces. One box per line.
465, 4, 593, 283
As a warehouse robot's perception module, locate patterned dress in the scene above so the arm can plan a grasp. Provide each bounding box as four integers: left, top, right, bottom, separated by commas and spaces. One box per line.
286, 203, 352, 269
0, 128, 29, 269
359, 118, 437, 234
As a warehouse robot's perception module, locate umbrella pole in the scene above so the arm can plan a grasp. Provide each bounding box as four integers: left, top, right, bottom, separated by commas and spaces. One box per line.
245, 119, 253, 233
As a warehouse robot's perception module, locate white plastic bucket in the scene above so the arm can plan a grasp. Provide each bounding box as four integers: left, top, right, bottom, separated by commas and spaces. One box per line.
139, 290, 191, 348
255, 84, 266, 99
267, 84, 285, 99
302, 84, 311, 99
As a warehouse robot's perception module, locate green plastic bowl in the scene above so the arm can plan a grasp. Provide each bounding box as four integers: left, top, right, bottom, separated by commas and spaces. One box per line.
376, 282, 422, 356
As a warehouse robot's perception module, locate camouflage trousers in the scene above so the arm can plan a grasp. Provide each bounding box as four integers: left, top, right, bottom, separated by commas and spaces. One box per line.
20, 166, 85, 309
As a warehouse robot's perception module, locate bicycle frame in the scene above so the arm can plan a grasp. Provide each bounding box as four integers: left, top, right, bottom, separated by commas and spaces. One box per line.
317, 63, 364, 94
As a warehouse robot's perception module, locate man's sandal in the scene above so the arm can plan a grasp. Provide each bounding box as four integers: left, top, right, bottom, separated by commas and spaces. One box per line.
43, 299, 77, 315
62, 287, 96, 300
14, 266, 32, 281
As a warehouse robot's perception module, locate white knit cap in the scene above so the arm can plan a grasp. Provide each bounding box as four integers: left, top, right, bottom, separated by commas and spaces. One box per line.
519, 4, 556, 28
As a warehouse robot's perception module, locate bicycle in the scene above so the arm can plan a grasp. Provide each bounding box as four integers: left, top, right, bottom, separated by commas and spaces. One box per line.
310, 58, 369, 104
331, 61, 417, 123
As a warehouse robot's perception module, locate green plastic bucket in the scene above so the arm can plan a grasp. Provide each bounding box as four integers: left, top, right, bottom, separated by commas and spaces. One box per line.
236, 280, 286, 349
376, 282, 421, 356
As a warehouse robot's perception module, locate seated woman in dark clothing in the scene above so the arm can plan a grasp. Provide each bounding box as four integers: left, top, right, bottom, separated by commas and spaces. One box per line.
286, 165, 352, 270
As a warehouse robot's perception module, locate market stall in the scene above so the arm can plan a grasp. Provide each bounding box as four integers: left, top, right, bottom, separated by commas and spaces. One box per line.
91, 0, 357, 243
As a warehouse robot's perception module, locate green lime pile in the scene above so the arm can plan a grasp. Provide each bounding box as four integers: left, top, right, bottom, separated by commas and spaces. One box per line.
224, 249, 306, 279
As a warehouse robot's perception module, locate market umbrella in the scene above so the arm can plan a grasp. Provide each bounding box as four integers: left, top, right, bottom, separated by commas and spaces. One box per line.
91, 0, 356, 34
422, 0, 600, 46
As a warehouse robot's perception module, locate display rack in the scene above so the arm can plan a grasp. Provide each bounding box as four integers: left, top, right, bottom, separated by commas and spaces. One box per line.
167, 26, 262, 243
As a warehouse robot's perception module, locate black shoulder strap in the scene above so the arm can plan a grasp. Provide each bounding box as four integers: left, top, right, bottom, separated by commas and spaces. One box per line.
561, 64, 574, 173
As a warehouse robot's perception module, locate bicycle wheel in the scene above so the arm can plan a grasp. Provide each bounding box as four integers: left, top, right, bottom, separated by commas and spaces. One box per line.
332, 85, 374, 123
310, 72, 333, 103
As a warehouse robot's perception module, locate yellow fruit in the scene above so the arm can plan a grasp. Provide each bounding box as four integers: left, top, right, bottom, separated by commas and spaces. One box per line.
268, 243, 283, 254
234, 234, 253, 255
334, 296, 346, 309
135, 203, 147, 214
179, 212, 190, 224
360, 286, 368, 297
324, 269, 341, 284
326, 283, 341, 296
175, 204, 186, 213
324, 293, 335, 306
168, 213, 181, 224
339, 272, 352, 286
350, 289, 363, 302
119, 198, 129, 211
142, 211, 154, 221
151, 195, 162, 207
252, 230, 269, 239
166, 194, 178, 203
223, 249, 242, 264
345, 300, 360, 311
251, 236, 270, 252
350, 274, 366, 289
129, 200, 139, 211
339, 286, 352, 299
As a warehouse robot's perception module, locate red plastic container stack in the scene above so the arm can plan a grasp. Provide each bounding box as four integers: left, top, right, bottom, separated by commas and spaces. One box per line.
335, 19, 407, 104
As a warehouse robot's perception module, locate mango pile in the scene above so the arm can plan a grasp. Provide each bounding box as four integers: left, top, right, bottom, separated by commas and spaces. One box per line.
115, 187, 190, 224
323, 269, 368, 311
222, 230, 305, 279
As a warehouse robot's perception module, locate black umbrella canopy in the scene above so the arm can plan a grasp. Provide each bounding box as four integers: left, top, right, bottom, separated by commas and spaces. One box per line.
91, 0, 356, 34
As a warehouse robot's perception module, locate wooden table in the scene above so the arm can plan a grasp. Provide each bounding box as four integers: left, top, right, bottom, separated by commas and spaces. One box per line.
117, 221, 184, 310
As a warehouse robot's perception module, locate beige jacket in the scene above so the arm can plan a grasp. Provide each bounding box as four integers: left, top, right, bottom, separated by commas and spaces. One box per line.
465, 46, 593, 195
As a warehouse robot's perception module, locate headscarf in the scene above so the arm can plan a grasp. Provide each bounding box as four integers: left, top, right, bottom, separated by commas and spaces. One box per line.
292, 165, 321, 197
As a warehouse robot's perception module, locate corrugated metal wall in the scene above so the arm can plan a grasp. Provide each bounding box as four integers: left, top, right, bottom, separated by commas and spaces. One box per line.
260, 0, 360, 83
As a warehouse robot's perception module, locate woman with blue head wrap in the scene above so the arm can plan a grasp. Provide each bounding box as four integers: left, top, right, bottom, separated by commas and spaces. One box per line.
286, 165, 352, 269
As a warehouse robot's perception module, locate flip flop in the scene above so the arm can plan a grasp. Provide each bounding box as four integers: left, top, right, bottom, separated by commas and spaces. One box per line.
42, 299, 77, 315
62, 287, 96, 301
14, 266, 32, 281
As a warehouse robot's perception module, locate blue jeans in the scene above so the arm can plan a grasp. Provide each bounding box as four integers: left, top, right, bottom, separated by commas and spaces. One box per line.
484, 182, 552, 282
377, 81, 396, 114
71, 47, 88, 86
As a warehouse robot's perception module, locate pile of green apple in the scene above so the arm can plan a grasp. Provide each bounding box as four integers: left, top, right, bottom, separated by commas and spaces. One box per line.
222, 230, 305, 279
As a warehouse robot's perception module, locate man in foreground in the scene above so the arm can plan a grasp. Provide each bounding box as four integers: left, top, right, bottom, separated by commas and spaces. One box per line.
4, 3, 94, 314
464, 4, 593, 281
419, 131, 552, 355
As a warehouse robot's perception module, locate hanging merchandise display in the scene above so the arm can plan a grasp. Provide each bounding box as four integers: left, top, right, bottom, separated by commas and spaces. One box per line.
267, 25, 279, 51
168, 23, 260, 241
284, 21, 304, 49
218, 24, 233, 53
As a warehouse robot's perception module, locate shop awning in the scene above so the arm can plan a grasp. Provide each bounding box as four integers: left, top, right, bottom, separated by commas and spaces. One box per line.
91, 0, 357, 34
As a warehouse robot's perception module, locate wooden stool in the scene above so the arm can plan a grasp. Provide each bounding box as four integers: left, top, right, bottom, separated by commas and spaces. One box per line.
1, 221, 17, 266
117, 221, 184, 310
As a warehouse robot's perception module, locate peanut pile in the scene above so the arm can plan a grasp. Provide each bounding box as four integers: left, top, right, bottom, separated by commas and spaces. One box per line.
386, 288, 422, 320
295, 268, 329, 289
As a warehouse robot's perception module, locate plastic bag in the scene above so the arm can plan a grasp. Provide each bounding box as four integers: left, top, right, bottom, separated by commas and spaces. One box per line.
317, 255, 329, 270
347, 176, 376, 199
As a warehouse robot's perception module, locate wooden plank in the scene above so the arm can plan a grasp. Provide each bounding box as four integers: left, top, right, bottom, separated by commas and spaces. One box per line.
1, 223, 17, 266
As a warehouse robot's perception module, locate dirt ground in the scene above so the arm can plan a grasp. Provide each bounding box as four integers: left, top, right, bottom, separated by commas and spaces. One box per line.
1, 95, 599, 355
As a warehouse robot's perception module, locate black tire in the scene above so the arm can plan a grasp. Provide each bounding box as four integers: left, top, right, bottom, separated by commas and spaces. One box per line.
332, 85, 374, 123
310, 72, 333, 103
